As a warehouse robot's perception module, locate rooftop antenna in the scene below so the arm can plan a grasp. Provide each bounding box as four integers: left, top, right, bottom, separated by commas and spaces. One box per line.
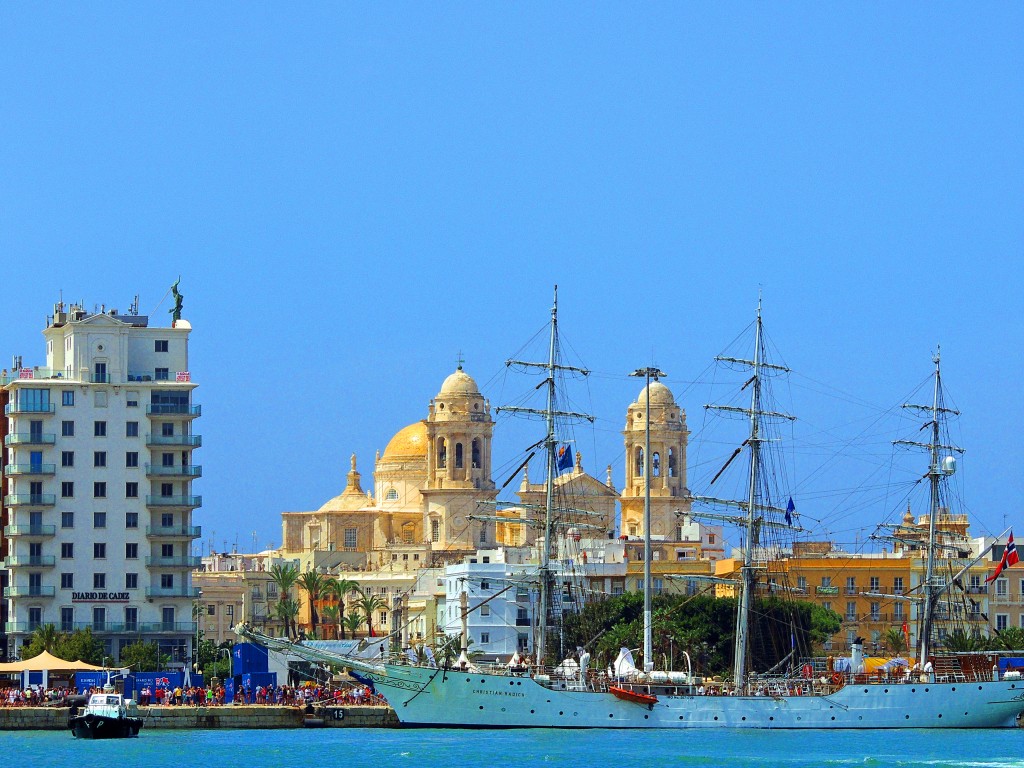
129, 295, 139, 315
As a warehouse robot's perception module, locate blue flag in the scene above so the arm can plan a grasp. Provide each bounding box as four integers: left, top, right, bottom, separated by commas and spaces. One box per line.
785, 497, 795, 526
555, 444, 573, 473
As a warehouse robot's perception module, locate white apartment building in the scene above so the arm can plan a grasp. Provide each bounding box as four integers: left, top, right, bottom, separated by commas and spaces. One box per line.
2, 300, 201, 665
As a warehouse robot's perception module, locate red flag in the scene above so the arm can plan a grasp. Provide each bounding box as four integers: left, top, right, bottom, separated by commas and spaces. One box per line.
987, 532, 1019, 583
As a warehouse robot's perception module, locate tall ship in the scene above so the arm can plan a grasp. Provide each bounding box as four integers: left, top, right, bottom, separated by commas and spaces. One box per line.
238, 292, 1024, 728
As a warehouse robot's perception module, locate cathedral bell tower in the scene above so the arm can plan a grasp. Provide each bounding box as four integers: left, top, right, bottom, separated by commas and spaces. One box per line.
421, 365, 497, 549
620, 380, 690, 538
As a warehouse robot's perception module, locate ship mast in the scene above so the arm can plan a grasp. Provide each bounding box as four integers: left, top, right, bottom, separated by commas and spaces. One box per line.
693, 299, 795, 691
498, 286, 592, 667
894, 349, 962, 666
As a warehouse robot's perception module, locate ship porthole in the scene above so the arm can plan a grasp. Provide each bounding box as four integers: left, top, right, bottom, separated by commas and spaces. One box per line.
609, 714, 614, 718
714, 716, 718, 721
883, 689, 889, 693
530, 710, 535, 714
951, 687, 956, 691
769, 717, 774, 721
905, 715, 910, 719
924, 688, 930, 693
831, 716, 835, 721
478, 706, 484, 710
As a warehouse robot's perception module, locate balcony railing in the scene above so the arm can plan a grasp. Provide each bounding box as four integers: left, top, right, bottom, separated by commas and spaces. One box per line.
145, 586, 200, 599
3, 555, 56, 568
145, 556, 202, 568
145, 525, 202, 538
844, 586, 858, 595
145, 464, 202, 477
4, 433, 56, 446
815, 585, 839, 595
4, 463, 56, 476
4, 585, 56, 597
63, 621, 199, 634
4, 494, 56, 507
91, 374, 111, 383
146, 404, 201, 417
4, 622, 41, 633
146, 434, 202, 447
145, 495, 202, 508
3, 524, 56, 537
5, 402, 55, 415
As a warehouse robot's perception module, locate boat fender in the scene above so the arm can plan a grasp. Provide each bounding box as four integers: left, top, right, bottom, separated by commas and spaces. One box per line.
830, 672, 844, 686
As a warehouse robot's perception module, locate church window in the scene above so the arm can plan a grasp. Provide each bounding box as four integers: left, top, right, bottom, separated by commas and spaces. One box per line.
472, 439, 481, 469
634, 447, 643, 478
479, 522, 487, 543
668, 448, 677, 478
430, 519, 440, 543
455, 442, 464, 469
437, 438, 446, 468
344, 528, 357, 549
652, 452, 661, 477
385, 488, 398, 501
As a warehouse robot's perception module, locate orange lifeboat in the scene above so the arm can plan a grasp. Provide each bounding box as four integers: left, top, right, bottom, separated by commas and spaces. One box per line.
609, 686, 659, 707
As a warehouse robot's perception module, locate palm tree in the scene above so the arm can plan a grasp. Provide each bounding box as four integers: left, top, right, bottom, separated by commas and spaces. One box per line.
882, 627, 908, 655
355, 593, 387, 638
297, 571, 327, 637
274, 598, 300, 639
321, 606, 340, 640
942, 629, 989, 652
994, 626, 1024, 652
342, 612, 364, 639
325, 577, 360, 639
269, 562, 299, 637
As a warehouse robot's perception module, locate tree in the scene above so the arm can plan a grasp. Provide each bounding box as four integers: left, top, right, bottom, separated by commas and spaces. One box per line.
120, 640, 168, 672
269, 562, 300, 637
993, 626, 1024, 652
942, 629, 989, 652
196, 639, 232, 679
882, 627, 908, 655
21, 624, 62, 659
342, 612, 364, 639
60, 628, 105, 665
326, 577, 360, 639
356, 593, 387, 638
297, 571, 327, 638
275, 598, 300, 639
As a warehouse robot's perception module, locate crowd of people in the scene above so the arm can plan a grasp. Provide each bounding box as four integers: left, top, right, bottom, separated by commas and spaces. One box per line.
136, 682, 387, 707
1, 686, 74, 706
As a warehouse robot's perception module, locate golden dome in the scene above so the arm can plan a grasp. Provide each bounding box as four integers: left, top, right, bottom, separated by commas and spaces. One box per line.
438, 367, 480, 397
635, 380, 675, 406
382, 421, 428, 459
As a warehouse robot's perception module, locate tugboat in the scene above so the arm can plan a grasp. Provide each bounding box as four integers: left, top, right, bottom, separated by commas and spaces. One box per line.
69, 689, 143, 738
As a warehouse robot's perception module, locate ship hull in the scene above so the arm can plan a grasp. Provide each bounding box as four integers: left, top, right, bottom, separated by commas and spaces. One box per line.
69, 713, 143, 738
370, 665, 1024, 729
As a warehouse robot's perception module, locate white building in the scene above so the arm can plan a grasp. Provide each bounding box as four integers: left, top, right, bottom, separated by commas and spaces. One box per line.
2, 300, 200, 665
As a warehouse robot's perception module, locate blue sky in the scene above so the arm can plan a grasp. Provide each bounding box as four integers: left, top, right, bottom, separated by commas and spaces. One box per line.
1, 5, 1021, 554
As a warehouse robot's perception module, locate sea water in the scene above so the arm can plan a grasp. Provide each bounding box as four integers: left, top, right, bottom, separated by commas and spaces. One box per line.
7, 727, 1024, 768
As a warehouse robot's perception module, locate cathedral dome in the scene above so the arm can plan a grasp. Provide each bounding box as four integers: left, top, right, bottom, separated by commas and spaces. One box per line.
438, 367, 480, 397
635, 380, 675, 406
382, 421, 428, 459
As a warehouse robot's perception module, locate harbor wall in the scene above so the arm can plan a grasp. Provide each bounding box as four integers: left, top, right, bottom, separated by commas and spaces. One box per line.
0, 705, 398, 731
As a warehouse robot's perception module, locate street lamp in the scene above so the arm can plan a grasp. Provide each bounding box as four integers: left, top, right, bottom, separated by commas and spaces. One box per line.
629, 366, 666, 674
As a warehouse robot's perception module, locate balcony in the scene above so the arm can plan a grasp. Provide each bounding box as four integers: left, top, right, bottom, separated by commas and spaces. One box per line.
4, 585, 56, 597
145, 556, 202, 568
145, 464, 202, 478
815, 585, 839, 596
64, 621, 198, 634
4, 494, 56, 507
145, 586, 200, 599
4, 463, 56, 476
91, 373, 111, 383
844, 586, 859, 595
3, 524, 56, 537
5, 402, 55, 415
4, 622, 39, 633
146, 434, 202, 447
146, 525, 202, 539
146, 404, 201, 418
5, 433, 56, 446
3, 555, 56, 568
145, 495, 202, 508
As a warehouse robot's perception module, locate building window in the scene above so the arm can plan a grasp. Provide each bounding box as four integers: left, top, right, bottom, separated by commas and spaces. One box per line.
479, 523, 488, 543
480, 605, 490, 617
997, 614, 1009, 631
94, 451, 106, 467
894, 603, 904, 619
385, 488, 399, 501
226, 605, 234, 617
94, 573, 106, 589
61, 481, 74, 498
61, 543, 74, 558
344, 528, 357, 549
997, 578, 1008, 597
870, 602, 880, 621
894, 577, 904, 594
94, 420, 107, 437
431, 519, 440, 543
480, 632, 490, 644
62, 420, 74, 437
94, 482, 106, 498
869, 576, 880, 591
94, 543, 107, 559
207, 605, 216, 616
161, 544, 174, 557
437, 438, 446, 468
62, 390, 74, 406
92, 512, 106, 529
126, 451, 139, 468
60, 607, 74, 632
455, 442, 464, 469
61, 573, 74, 589
379, 611, 387, 626
161, 574, 174, 588
126, 391, 139, 407
126, 573, 138, 589
155, 368, 169, 380
125, 543, 138, 559
846, 602, 857, 621
797, 576, 807, 593
161, 482, 173, 497
126, 421, 139, 437
61, 512, 74, 528
161, 422, 174, 436
125, 512, 138, 528
518, 633, 529, 651
161, 513, 174, 527
61, 451, 74, 467
125, 482, 138, 498
125, 607, 138, 631
155, 340, 169, 352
